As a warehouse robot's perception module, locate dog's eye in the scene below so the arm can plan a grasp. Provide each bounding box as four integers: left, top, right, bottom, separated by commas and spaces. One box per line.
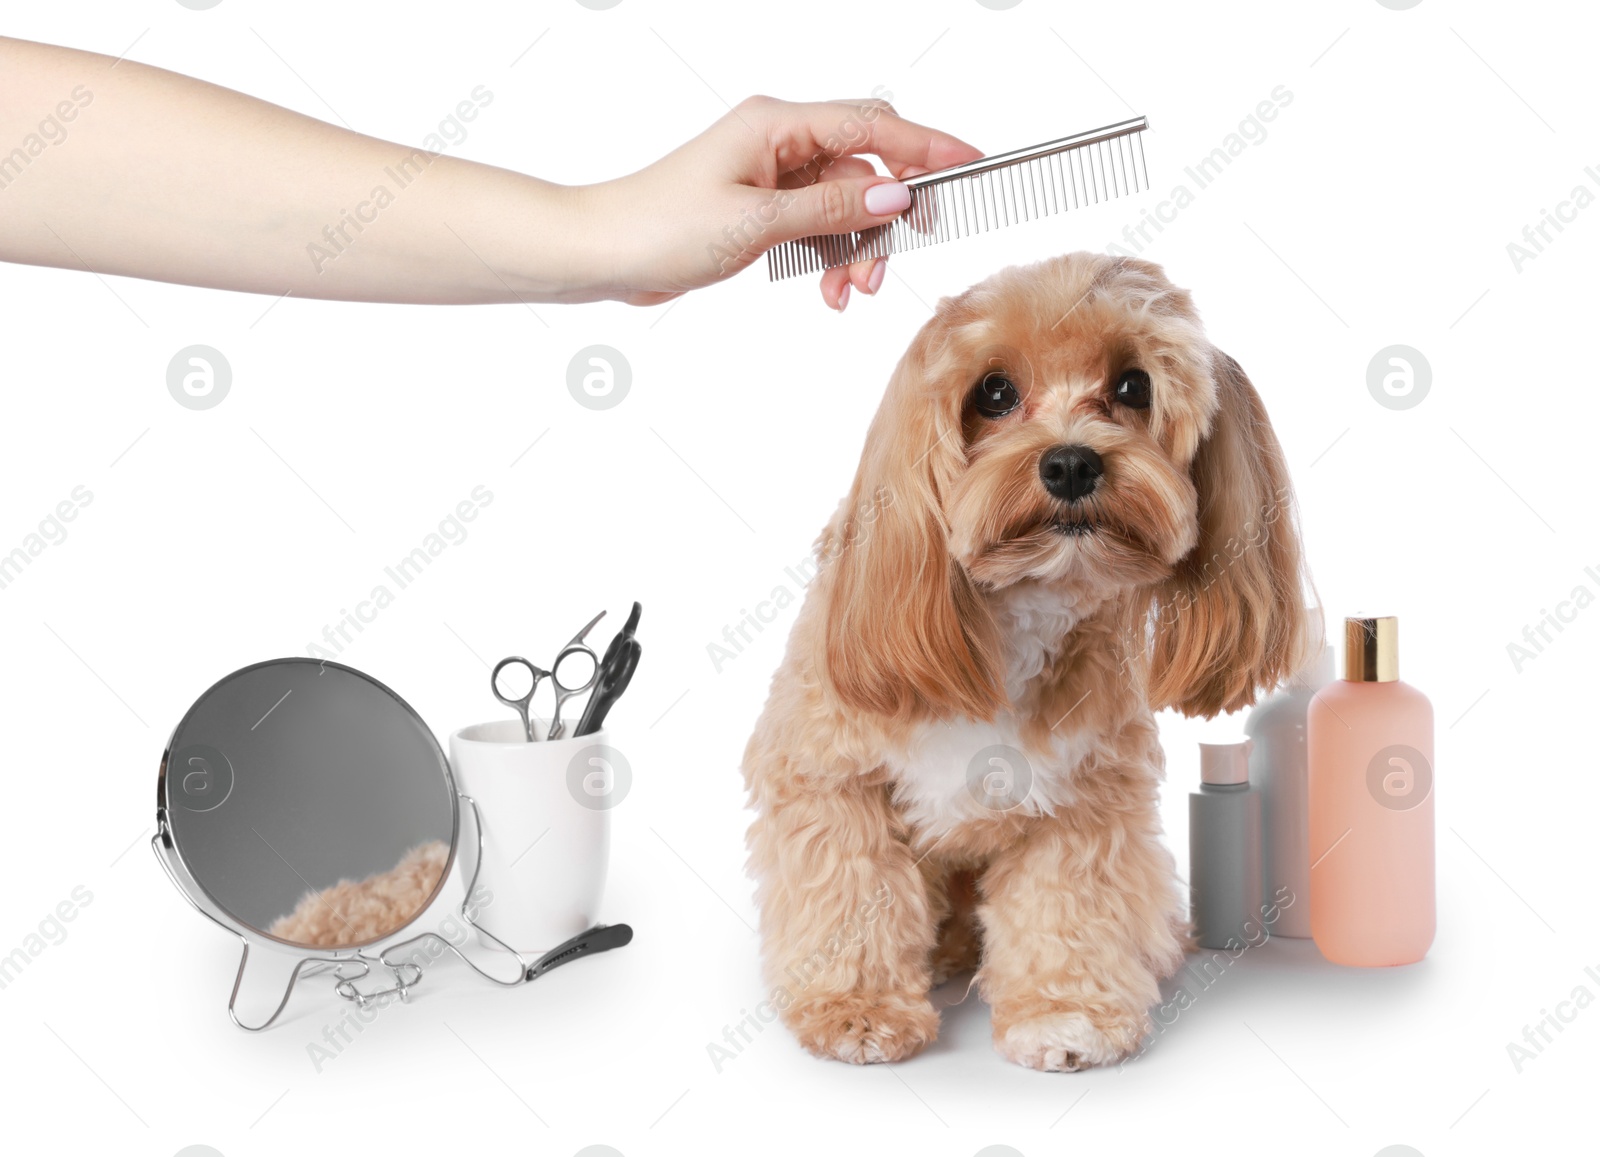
1114, 368, 1152, 409
973, 373, 1021, 419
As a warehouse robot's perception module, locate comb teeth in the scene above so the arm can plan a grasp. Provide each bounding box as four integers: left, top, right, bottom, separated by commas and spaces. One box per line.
766, 116, 1149, 282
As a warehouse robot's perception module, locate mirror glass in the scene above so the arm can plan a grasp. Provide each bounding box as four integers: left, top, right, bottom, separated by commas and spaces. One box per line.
161, 659, 456, 950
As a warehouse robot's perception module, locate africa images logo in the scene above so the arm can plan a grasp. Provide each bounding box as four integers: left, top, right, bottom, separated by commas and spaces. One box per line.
1366, 744, 1433, 811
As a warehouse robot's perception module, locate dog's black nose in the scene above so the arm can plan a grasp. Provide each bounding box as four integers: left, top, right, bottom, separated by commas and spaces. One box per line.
1039, 444, 1104, 502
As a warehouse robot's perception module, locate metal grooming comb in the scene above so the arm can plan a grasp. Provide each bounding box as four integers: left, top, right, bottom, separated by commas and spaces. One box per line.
766, 115, 1149, 282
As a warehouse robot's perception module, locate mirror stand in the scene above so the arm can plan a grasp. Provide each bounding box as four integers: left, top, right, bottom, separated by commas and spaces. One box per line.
154, 792, 533, 1031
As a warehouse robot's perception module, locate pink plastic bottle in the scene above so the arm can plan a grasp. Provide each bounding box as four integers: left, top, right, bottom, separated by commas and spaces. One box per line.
1307, 615, 1435, 966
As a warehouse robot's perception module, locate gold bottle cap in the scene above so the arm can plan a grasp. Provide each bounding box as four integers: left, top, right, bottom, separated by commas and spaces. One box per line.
1343, 615, 1398, 682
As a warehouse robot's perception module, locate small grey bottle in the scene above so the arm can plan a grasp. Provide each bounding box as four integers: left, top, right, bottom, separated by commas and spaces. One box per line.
1189, 739, 1264, 950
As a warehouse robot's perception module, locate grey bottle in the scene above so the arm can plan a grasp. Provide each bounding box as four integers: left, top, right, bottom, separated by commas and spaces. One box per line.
1244, 629, 1332, 939
1189, 739, 1264, 950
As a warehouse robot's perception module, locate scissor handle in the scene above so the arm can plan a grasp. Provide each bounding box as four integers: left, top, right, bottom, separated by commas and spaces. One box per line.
544, 644, 598, 740
545, 610, 608, 739
490, 656, 544, 742
549, 641, 601, 696
491, 656, 543, 707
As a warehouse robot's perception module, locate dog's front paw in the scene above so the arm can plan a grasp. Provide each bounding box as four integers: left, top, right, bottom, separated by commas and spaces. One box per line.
787, 992, 939, 1064
992, 1004, 1147, 1072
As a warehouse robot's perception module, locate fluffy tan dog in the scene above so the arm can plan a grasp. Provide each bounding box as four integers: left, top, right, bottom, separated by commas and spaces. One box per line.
742, 252, 1309, 1070
268, 840, 447, 949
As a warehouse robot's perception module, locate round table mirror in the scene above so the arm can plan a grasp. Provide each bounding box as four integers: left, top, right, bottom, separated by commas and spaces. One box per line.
159, 659, 457, 952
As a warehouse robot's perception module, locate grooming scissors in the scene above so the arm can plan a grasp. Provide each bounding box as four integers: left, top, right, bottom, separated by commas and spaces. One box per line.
491, 610, 605, 741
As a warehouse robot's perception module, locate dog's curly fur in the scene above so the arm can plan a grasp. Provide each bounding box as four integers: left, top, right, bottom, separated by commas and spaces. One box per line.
267, 840, 448, 948
742, 253, 1311, 1070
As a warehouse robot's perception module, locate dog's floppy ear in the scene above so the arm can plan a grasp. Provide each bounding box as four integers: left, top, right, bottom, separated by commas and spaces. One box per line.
817, 319, 1005, 721
1148, 351, 1311, 718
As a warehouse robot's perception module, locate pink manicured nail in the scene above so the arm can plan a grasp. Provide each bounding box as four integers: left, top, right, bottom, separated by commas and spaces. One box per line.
837, 283, 851, 311
864, 181, 911, 216
866, 258, 886, 294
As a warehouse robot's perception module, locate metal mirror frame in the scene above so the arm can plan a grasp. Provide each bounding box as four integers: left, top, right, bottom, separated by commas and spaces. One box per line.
153, 658, 534, 1030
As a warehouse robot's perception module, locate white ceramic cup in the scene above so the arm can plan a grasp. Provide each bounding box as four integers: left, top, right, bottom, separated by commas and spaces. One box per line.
449, 719, 622, 953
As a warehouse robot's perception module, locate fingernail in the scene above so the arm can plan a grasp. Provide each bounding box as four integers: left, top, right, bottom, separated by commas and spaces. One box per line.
866, 258, 886, 295
864, 181, 911, 217
837, 283, 851, 311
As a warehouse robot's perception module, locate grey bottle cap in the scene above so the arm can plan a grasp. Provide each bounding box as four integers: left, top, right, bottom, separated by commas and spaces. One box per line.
1199, 739, 1253, 786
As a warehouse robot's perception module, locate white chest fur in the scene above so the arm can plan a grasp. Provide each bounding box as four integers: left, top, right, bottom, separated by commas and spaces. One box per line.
884, 582, 1106, 837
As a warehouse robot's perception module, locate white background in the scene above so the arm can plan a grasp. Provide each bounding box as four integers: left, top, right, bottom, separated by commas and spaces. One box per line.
1, 1, 1595, 1155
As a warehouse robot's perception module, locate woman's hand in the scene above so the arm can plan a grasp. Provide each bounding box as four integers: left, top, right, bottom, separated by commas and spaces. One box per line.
583, 95, 982, 310
0, 39, 980, 310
